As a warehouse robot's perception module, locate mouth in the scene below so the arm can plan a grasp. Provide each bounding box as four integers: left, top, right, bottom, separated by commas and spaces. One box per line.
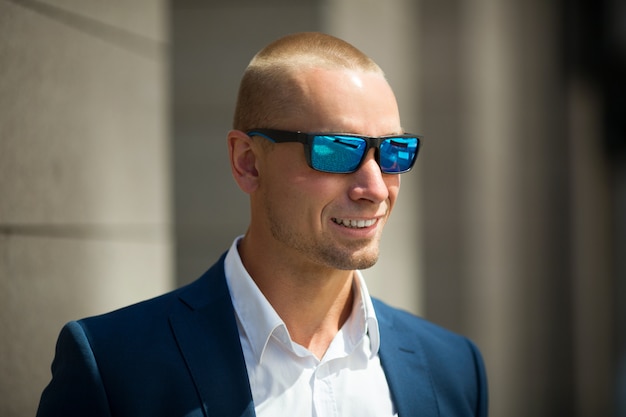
331, 218, 377, 229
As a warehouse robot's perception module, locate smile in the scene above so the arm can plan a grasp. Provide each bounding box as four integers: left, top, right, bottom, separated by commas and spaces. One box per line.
332, 218, 377, 228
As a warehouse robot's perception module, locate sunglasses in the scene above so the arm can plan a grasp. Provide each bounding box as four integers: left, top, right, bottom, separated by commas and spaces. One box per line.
247, 128, 422, 174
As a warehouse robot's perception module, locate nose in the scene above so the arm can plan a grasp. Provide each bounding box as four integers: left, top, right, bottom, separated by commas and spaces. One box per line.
348, 149, 392, 203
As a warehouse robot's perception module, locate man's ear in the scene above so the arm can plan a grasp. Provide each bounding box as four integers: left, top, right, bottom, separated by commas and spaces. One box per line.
228, 129, 260, 194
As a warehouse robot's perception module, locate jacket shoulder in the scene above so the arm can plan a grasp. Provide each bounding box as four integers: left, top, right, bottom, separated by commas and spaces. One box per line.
373, 298, 488, 417
372, 297, 467, 345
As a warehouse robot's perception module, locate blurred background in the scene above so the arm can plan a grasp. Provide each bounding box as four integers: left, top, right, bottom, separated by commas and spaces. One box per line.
1, 0, 624, 416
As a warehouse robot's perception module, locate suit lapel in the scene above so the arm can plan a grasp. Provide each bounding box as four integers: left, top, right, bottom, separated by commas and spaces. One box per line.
169, 255, 255, 417
374, 300, 440, 417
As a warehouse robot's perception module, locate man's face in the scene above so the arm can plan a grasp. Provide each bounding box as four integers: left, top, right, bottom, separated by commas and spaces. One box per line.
252, 67, 403, 271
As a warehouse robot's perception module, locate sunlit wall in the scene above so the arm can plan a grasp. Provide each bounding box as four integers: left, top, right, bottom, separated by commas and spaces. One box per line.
0, 1, 172, 416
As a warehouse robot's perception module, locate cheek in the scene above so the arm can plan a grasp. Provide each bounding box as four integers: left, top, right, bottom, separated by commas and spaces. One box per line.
276, 175, 344, 229
385, 176, 401, 208
262, 160, 325, 214
260, 147, 352, 220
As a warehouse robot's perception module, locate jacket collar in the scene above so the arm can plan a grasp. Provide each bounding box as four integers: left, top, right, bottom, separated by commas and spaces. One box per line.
374, 298, 440, 417
170, 253, 255, 417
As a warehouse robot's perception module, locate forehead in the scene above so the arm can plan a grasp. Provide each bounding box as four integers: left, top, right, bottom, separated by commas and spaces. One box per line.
283, 67, 402, 136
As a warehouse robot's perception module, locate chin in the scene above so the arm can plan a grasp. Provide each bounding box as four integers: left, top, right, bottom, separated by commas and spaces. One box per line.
352, 255, 379, 270
324, 247, 379, 271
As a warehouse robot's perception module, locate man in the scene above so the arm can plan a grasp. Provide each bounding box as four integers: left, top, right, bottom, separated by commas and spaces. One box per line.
37, 32, 488, 417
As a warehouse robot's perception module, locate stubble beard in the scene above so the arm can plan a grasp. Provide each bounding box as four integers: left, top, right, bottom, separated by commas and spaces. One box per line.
267, 213, 381, 271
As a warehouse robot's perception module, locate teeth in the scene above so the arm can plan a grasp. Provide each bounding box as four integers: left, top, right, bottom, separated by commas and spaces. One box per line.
333, 218, 376, 228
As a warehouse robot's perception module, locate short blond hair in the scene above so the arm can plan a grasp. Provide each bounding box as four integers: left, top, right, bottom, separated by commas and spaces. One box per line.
233, 32, 384, 131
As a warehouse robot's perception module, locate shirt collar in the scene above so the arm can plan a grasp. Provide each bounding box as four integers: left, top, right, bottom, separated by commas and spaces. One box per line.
353, 269, 381, 357
224, 236, 380, 364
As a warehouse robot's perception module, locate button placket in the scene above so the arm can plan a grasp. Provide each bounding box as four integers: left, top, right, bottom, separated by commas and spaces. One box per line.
312, 362, 338, 417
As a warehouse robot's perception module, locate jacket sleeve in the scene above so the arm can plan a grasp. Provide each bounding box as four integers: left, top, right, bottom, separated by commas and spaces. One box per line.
36, 321, 112, 417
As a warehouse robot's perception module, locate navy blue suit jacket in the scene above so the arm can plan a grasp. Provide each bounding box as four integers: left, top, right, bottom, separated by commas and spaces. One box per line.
37, 254, 488, 417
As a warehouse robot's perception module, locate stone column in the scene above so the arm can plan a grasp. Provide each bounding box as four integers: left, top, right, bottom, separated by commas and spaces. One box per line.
0, 2, 172, 416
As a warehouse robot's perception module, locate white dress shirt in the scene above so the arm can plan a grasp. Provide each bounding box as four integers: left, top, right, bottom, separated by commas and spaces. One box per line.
224, 237, 398, 417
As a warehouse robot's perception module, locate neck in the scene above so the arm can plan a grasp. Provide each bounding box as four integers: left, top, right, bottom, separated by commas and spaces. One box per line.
238, 234, 356, 359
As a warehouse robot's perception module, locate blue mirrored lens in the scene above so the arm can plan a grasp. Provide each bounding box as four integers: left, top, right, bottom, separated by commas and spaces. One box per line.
380, 138, 418, 173
310, 135, 366, 173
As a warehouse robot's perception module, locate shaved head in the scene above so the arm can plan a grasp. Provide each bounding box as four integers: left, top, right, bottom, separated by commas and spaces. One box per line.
233, 32, 384, 132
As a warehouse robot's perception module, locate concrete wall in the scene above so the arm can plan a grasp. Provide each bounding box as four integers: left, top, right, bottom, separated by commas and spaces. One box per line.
418, 1, 617, 415
0, 1, 172, 416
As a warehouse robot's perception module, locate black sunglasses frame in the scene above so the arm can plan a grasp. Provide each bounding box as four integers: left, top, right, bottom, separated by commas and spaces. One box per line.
247, 128, 423, 174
